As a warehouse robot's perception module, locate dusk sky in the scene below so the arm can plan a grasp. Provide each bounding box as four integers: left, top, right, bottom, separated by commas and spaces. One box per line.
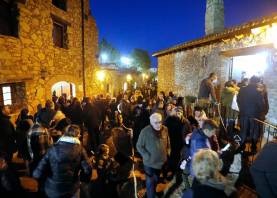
90, 0, 277, 67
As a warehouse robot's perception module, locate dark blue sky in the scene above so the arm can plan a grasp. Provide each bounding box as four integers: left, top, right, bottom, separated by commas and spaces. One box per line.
90, 0, 277, 67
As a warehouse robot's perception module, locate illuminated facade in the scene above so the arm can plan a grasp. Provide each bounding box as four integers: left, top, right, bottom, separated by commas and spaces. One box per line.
96, 64, 144, 96
0, 0, 98, 113
153, 13, 277, 124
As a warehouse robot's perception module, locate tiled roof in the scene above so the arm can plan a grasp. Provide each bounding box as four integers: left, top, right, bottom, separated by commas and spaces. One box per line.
153, 12, 277, 57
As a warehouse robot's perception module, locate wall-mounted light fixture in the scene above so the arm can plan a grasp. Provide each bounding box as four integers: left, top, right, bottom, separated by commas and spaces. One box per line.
96, 70, 106, 82
40, 68, 47, 80
126, 74, 132, 82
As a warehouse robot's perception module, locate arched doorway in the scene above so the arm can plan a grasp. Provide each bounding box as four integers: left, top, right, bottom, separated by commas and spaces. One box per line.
51, 81, 76, 100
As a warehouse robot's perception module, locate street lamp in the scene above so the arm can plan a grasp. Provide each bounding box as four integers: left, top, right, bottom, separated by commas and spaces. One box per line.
142, 73, 149, 81
121, 56, 132, 66
100, 53, 108, 63
96, 70, 106, 82
126, 74, 132, 82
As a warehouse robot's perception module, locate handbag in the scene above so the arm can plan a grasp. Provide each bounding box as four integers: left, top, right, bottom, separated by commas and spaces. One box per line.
231, 94, 239, 112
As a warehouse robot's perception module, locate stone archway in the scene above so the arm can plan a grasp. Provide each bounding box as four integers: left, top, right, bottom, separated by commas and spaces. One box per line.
51, 81, 76, 100
45, 74, 82, 100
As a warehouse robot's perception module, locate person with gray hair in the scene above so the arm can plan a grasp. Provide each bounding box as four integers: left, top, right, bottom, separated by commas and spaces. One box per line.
136, 112, 170, 198
182, 149, 237, 198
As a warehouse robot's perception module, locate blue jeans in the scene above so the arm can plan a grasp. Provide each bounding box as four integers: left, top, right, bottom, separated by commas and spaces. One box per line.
144, 165, 161, 198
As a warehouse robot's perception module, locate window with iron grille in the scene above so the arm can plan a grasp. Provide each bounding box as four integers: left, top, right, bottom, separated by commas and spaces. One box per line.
52, 0, 67, 11
52, 19, 68, 48
0, 0, 19, 37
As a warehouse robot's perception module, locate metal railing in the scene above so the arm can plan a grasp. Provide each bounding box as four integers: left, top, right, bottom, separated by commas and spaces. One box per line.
254, 118, 277, 148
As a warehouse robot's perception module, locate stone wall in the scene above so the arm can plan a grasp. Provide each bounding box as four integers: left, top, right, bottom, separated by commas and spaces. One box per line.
94, 69, 144, 97
157, 30, 277, 124
0, 0, 98, 113
157, 54, 175, 94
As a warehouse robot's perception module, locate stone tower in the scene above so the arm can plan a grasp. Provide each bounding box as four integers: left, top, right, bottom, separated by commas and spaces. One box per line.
205, 0, 224, 35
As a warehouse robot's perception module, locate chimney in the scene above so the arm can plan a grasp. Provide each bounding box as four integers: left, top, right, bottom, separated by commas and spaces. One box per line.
205, 0, 225, 35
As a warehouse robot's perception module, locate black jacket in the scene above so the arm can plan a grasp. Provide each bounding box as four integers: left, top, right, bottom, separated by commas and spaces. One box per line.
251, 140, 277, 172
33, 140, 92, 198
0, 113, 16, 161
237, 84, 265, 118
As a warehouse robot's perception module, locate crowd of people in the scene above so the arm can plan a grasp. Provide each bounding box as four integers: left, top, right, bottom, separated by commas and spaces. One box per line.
0, 72, 275, 198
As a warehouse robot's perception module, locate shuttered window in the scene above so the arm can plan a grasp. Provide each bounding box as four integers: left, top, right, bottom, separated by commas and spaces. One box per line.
53, 19, 68, 48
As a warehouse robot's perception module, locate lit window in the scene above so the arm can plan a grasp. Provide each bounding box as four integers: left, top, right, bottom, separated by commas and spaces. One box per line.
2, 86, 12, 105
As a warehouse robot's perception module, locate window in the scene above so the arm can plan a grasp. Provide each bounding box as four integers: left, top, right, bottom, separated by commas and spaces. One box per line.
52, 19, 68, 48
52, 0, 67, 11
2, 86, 12, 105
0, 0, 19, 37
0, 82, 26, 109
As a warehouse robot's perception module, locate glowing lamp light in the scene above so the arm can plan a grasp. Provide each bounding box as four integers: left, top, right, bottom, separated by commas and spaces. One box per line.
251, 25, 269, 35
96, 71, 105, 82
142, 73, 146, 79
126, 74, 132, 82
142, 73, 149, 80
121, 57, 132, 65
251, 27, 261, 35
100, 54, 108, 63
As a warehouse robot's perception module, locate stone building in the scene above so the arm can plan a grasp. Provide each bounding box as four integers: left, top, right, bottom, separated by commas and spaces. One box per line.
96, 63, 145, 97
153, 0, 277, 124
0, 0, 98, 114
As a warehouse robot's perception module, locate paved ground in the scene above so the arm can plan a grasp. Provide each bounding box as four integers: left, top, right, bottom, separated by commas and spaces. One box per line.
14, 154, 258, 198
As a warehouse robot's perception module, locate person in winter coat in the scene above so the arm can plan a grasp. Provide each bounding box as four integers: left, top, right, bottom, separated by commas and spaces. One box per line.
136, 113, 170, 198
33, 125, 92, 198
133, 96, 150, 146
15, 118, 33, 160
15, 107, 33, 126
182, 149, 237, 198
0, 152, 24, 196
67, 98, 83, 127
0, 105, 16, 163
221, 81, 239, 122
83, 97, 101, 152
187, 119, 219, 175
28, 111, 54, 174
250, 138, 277, 198
198, 72, 218, 103
106, 113, 132, 158
48, 110, 71, 143
237, 76, 267, 153
164, 107, 191, 174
